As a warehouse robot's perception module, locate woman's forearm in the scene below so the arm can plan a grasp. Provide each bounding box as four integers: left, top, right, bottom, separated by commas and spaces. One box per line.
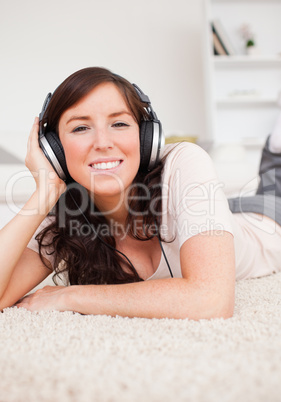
0, 189, 59, 298
65, 278, 234, 320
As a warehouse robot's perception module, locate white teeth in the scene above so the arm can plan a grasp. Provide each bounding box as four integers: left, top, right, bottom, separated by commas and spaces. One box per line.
92, 160, 121, 170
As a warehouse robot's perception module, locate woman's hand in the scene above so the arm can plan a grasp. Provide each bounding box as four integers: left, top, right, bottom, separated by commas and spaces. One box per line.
25, 117, 67, 199
15, 286, 70, 312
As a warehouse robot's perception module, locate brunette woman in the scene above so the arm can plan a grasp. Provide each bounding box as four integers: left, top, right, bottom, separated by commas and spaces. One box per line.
0, 67, 280, 319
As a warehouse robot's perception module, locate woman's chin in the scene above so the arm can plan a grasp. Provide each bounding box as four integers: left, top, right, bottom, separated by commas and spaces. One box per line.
88, 182, 127, 200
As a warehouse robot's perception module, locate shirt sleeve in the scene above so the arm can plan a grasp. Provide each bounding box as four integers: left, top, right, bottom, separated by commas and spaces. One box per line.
161, 142, 234, 248
26, 216, 55, 267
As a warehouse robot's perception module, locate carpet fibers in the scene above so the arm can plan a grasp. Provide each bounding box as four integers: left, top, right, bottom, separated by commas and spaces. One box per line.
0, 273, 281, 402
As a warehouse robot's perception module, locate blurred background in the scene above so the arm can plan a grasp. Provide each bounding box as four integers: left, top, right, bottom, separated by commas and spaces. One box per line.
1, 0, 281, 225
0, 0, 204, 158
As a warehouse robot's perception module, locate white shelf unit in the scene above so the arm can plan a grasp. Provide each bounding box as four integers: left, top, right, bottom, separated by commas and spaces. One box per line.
203, 0, 281, 146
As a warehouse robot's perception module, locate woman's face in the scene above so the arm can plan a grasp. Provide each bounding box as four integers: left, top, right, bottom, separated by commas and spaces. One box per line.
58, 82, 140, 203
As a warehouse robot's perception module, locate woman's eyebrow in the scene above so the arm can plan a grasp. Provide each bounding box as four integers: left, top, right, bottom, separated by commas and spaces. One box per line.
66, 116, 91, 125
66, 111, 132, 125
108, 111, 132, 118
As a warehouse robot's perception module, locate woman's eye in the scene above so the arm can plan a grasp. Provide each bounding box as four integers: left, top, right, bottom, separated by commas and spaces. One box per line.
72, 126, 88, 133
112, 122, 129, 128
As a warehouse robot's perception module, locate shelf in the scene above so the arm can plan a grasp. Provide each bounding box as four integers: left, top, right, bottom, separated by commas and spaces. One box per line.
203, 0, 281, 144
216, 97, 278, 107
213, 55, 281, 68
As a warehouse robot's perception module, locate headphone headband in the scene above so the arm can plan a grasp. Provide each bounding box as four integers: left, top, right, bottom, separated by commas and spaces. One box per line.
132, 83, 159, 122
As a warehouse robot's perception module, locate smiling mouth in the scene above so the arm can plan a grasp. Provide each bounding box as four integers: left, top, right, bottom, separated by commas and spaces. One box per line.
90, 160, 122, 170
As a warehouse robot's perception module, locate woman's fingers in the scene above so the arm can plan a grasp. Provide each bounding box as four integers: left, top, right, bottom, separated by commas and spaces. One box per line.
25, 117, 67, 198
27, 117, 40, 153
15, 286, 67, 312
26, 116, 42, 162
26, 118, 59, 176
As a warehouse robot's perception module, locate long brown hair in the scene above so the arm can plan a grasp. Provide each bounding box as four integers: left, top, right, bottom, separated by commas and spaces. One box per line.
37, 67, 168, 285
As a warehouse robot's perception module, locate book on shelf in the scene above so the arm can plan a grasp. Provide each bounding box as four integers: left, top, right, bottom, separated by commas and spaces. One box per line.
212, 31, 227, 55
211, 19, 236, 56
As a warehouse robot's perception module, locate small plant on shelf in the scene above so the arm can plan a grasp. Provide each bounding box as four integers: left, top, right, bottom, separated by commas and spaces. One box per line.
239, 23, 258, 55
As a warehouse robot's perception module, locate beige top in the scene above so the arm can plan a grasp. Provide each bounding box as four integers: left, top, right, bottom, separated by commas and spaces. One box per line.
27, 142, 281, 281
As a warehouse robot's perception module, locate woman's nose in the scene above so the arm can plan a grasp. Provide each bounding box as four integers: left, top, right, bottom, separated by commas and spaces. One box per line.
93, 128, 114, 151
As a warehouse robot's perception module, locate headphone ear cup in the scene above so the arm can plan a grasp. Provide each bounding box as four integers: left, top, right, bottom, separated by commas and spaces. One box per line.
40, 131, 72, 182
139, 120, 154, 171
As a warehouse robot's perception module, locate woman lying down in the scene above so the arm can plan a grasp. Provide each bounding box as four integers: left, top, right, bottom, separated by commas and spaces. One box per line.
0, 67, 281, 319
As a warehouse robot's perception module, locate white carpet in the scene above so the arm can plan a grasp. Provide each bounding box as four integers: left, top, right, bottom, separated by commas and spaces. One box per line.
1, 273, 281, 402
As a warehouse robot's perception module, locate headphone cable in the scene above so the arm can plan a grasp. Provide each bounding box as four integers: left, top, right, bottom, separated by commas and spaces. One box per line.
154, 218, 174, 278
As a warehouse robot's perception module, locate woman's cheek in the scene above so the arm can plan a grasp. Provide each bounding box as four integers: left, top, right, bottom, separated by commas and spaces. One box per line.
63, 145, 85, 179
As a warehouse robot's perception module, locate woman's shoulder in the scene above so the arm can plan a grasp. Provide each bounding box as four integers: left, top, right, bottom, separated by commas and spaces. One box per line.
162, 141, 215, 175
163, 141, 211, 160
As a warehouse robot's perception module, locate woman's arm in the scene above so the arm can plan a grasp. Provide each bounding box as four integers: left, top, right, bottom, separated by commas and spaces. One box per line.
16, 231, 235, 320
0, 118, 66, 306
0, 249, 53, 310
0, 191, 53, 298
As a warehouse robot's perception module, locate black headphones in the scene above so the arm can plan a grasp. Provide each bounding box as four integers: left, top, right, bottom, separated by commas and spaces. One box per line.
39, 82, 164, 183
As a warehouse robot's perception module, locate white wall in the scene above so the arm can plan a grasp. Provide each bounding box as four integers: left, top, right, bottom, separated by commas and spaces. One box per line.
0, 0, 205, 160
